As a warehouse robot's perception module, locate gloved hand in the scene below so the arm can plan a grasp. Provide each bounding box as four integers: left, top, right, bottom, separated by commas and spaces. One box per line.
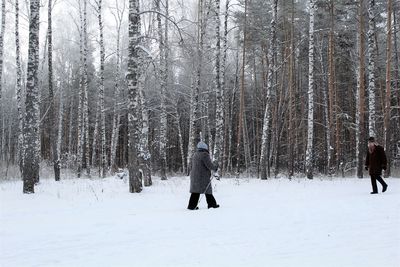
213, 172, 220, 180
382, 165, 387, 170
365, 166, 368, 171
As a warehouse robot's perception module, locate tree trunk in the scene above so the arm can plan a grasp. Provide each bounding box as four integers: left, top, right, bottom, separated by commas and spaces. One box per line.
157, 0, 168, 180
213, 0, 224, 177
259, 0, 277, 179
367, 0, 376, 137
23, 0, 41, 193
15, 0, 24, 174
305, 0, 315, 179
127, 0, 142, 193
356, 0, 366, 179
237, 0, 248, 175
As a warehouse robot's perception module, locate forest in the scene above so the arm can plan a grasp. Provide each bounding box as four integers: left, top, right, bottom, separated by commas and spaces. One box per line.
0, 0, 399, 193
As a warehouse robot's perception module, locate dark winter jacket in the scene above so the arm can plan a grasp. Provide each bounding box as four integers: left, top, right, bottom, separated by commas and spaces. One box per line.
189, 149, 218, 194
365, 145, 387, 176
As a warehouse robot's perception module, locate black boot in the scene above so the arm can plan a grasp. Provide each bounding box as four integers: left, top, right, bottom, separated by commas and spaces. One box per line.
208, 204, 220, 209
382, 184, 388, 193
370, 191, 378, 194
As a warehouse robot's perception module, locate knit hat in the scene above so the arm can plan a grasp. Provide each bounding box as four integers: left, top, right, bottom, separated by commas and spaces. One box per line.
368, 137, 375, 143
197, 141, 208, 150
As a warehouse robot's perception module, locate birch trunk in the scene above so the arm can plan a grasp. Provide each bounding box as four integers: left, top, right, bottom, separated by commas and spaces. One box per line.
259, 0, 277, 180
367, 0, 376, 137
95, 0, 107, 177
157, 0, 168, 180
15, 0, 24, 174
83, 0, 90, 176
127, 0, 142, 193
305, 0, 315, 179
213, 0, 224, 176
383, 0, 392, 177
23, 0, 40, 193
221, 0, 229, 173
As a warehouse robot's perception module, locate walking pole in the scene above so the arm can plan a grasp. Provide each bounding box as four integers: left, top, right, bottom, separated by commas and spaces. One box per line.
197, 172, 220, 206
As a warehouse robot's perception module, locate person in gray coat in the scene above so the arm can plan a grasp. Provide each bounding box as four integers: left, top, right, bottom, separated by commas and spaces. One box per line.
187, 141, 219, 210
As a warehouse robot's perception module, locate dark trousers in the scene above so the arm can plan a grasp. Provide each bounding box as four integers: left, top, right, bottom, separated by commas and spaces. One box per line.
188, 193, 217, 209
370, 174, 387, 192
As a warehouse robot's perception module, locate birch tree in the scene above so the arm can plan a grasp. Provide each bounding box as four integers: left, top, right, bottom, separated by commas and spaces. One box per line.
127, 0, 142, 193
213, 0, 224, 176
23, 0, 40, 193
156, 0, 168, 180
15, 0, 24, 173
259, 0, 277, 180
383, 0, 393, 177
110, 0, 125, 171
367, 0, 376, 137
305, 0, 315, 179
94, 0, 106, 177
83, 0, 90, 176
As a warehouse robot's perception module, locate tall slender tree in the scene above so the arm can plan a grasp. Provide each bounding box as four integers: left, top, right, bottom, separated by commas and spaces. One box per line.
213, 0, 223, 175
127, 0, 142, 193
356, 0, 366, 178
367, 0, 376, 137
15, 0, 24, 173
383, 0, 393, 177
23, 0, 41, 193
305, 0, 315, 179
259, 0, 277, 179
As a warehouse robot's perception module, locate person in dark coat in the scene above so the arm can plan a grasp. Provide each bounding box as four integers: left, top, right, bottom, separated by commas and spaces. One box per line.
187, 141, 219, 210
365, 137, 388, 194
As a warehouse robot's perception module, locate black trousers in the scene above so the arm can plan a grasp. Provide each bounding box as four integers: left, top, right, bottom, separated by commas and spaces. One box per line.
188, 193, 217, 209
370, 174, 387, 193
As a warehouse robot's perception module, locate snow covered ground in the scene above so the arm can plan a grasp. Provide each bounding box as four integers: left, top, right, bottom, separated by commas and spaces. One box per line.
1, 175, 399, 267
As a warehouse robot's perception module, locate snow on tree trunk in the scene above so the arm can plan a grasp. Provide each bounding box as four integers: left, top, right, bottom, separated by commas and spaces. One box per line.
213, 0, 224, 176
138, 79, 152, 187
15, 0, 24, 174
127, 0, 142, 193
23, 0, 41, 193
259, 0, 277, 180
55, 82, 63, 181
157, 0, 168, 180
305, 0, 315, 179
367, 0, 376, 137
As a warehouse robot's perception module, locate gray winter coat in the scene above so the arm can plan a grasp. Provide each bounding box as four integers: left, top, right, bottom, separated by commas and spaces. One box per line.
189, 149, 218, 194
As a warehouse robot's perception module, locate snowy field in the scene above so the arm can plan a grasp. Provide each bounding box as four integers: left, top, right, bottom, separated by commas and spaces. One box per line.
1, 175, 399, 267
